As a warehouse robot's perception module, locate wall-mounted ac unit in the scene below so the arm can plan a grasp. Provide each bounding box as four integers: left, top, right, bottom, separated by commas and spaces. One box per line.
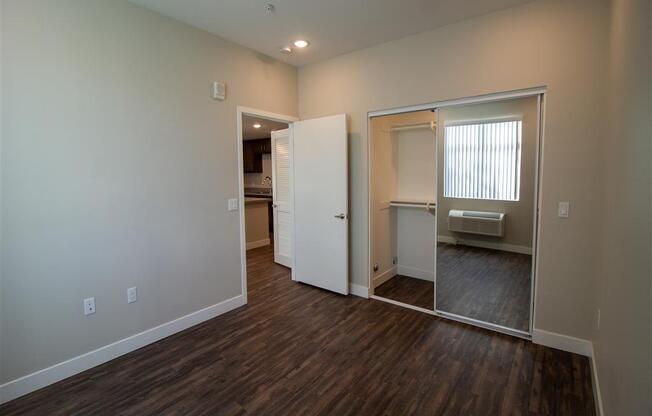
448, 210, 505, 237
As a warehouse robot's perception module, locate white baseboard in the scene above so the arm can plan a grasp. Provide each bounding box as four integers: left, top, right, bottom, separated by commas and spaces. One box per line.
397, 264, 434, 281
372, 266, 397, 288
349, 283, 369, 298
0, 294, 245, 405
246, 238, 270, 250
589, 344, 605, 416
531, 328, 592, 357
438, 235, 532, 255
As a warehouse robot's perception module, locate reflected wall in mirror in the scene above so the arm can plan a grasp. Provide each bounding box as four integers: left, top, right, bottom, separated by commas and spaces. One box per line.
435, 96, 538, 332
369, 110, 437, 310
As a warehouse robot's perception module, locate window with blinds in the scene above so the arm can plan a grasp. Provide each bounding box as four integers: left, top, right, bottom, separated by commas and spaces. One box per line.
444, 119, 522, 201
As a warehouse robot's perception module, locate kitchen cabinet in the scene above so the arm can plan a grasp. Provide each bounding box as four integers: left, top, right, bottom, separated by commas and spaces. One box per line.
243, 138, 271, 173
245, 198, 270, 250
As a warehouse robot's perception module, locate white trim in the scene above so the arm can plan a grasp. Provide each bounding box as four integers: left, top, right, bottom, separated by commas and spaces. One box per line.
349, 283, 369, 299
237, 106, 300, 124
246, 238, 270, 250
368, 86, 547, 117
589, 345, 605, 416
366, 115, 373, 296
372, 266, 397, 288
437, 235, 532, 255
530, 93, 546, 334
444, 115, 523, 127
436, 310, 530, 340
531, 328, 592, 357
396, 265, 434, 281
236, 106, 298, 303
0, 295, 245, 404
371, 295, 435, 315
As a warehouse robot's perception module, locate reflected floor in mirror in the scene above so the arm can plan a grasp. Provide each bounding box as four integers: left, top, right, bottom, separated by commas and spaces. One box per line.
436, 243, 532, 331
374, 243, 532, 331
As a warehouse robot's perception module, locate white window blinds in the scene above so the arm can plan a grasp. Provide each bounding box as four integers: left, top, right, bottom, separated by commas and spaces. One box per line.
444, 120, 522, 201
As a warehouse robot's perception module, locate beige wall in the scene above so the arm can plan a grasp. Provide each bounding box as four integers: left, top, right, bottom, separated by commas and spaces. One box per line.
244, 200, 269, 244
437, 97, 537, 249
0, 0, 297, 383
593, 0, 652, 414
299, 0, 609, 340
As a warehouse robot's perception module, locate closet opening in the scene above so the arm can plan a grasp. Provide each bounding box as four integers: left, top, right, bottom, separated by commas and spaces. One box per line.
369, 110, 438, 311
367, 88, 545, 338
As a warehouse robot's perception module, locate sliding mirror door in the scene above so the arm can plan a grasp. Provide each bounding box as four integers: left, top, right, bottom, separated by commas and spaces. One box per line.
435, 96, 539, 334
370, 111, 437, 311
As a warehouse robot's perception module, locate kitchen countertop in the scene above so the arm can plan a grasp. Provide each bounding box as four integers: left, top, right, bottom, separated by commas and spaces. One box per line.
245, 197, 271, 204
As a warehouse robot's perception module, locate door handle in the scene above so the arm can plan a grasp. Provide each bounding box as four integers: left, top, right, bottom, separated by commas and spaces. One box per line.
334, 213, 347, 219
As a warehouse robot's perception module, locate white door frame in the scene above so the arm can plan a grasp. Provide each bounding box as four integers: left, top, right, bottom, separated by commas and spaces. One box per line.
236, 106, 299, 304
366, 86, 547, 340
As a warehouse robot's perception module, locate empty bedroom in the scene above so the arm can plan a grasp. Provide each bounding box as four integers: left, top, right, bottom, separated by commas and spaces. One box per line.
1, 1, 650, 415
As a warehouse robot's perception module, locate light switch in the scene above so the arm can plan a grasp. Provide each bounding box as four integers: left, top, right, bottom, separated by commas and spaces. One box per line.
228, 198, 239, 211
558, 201, 570, 218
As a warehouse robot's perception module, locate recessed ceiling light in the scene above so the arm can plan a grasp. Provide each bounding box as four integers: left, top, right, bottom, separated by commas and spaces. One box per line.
293, 40, 309, 48
280, 46, 292, 54
253, 123, 262, 129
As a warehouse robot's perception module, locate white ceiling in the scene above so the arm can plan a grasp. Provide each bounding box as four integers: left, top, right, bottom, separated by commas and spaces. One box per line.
130, 0, 534, 66
242, 115, 288, 140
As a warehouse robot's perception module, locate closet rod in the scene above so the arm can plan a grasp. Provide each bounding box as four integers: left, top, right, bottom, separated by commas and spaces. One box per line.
388, 121, 436, 132
389, 201, 436, 210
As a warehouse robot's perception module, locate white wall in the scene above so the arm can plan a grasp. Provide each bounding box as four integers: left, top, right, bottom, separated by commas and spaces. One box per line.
299, 0, 610, 340
1, 0, 297, 384
395, 127, 437, 281
593, 0, 652, 414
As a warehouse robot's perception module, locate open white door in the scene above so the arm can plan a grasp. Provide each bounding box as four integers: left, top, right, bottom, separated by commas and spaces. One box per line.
271, 128, 292, 268
292, 114, 348, 294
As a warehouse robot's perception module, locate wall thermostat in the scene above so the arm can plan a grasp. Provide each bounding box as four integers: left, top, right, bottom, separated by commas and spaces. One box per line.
212, 81, 226, 100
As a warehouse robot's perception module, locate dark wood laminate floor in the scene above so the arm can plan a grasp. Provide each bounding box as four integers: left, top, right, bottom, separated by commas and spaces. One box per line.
375, 243, 531, 331
374, 275, 434, 310
437, 243, 532, 331
1, 245, 594, 415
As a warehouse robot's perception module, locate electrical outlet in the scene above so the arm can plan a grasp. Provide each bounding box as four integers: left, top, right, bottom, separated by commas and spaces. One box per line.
596, 309, 601, 330
127, 287, 137, 304
228, 198, 239, 211
84, 297, 96, 315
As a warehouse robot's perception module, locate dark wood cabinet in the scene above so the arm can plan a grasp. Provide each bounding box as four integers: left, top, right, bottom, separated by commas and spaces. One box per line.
243, 138, 271, 173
